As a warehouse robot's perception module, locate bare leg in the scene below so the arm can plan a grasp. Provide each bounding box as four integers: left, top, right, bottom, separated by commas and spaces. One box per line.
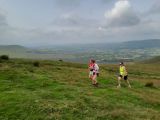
92, 75, 97, 85
91, 76, 94, 84
117, 77, 121, 88
89, 72, 93, 83
89, 72, 91, 79
126, 80, 131, 88
89, 74, 92, 80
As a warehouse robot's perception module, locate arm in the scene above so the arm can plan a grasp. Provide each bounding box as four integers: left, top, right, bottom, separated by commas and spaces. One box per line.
95, 64, 99, 71
124, 66, 128, 75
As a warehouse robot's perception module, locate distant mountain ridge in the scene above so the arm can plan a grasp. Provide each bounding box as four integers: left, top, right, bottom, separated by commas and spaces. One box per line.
121, 39, 160, 49
0, 39, 159, 50
0, 39, 159, 61
0, 45, 29, 58
142, 56, 160, 64
0, 45, 28, 51
55, 39, 160, 51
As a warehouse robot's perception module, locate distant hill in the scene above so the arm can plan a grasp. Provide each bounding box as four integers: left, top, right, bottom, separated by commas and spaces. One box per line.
0, 45, 28, 51
1, 39, 159, 53
0, 45, 30, 58
42, 39, 160, 51
0, 39, 159, 61
142, 56, 160, 64
78, 39, 160, 50
121, 39, 160, 49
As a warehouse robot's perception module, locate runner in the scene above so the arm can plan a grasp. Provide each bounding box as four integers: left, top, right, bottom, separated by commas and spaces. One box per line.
117, 62, 131, 88
91, 59, 99, 87
88, 59, 94, 80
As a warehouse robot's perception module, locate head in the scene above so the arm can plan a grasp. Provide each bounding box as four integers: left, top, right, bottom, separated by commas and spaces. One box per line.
91, 59, 96, 64
89, 59, 93, 63
119, 62, 124, 66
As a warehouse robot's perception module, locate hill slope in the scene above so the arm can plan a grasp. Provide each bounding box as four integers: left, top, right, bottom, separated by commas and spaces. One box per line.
0, 59, 159, 120
0, 45, 29, 58
37, 39, 160, 50
0, 45, 28, 51
0, 39, 160, 62
121, 39, 160, 49
142, 56, 160, 64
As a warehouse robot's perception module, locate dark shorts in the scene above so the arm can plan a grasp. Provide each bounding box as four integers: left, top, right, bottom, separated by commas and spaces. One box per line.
119, 75, 128, 80
93, 72, 99, 77
90, 69, 93, 71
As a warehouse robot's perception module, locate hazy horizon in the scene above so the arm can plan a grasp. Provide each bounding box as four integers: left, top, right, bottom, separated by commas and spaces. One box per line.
0, 39, 160, 48
0, 0, 160, 46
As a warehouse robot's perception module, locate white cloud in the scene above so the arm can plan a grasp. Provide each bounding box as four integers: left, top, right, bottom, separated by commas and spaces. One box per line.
0, 9, 8, 27
55, 0, 81, 6
52, 12, 100, 28
148, 0, 160, 15
104, 0, 140, 27
0, 0, 160, 46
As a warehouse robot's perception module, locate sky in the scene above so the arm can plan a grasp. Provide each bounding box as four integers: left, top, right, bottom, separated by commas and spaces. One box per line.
0, 0, 160, 46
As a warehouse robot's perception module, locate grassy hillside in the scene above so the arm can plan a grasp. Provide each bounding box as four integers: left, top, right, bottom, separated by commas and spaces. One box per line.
0, 59, 159, 120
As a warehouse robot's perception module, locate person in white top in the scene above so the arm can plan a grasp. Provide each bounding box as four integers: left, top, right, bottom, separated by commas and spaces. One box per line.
91, 59, 99, 87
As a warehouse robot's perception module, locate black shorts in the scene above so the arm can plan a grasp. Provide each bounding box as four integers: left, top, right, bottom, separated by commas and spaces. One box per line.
93, 72, 99, 77
119, 75, 128, 80
90, 69, 93, 71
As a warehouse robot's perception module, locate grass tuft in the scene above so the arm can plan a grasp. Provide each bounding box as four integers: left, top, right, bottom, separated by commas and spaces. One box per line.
145, 82, 154, 88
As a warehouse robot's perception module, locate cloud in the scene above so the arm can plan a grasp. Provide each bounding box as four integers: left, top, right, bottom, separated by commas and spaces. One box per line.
148, 0, 160, 15
0, 9, 12, 42
100, 0, 115, 4
0, 9, 8, 27
54, 0, 81, 9
104, 0, 140, 27
0, 0, 160, 46
52, 12, 100, 28
53, 13, 82, 27
0, 9, 31, 45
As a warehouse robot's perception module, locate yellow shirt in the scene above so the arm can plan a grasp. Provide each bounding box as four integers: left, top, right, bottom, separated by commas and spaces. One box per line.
120, 66, 127, 76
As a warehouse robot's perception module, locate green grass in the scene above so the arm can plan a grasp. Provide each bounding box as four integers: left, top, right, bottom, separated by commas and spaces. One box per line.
0, 59, 159, 120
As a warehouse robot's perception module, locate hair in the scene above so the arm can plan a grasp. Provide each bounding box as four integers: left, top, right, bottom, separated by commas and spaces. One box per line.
120, 62, 124, 65
89, 59, 93, 62
91, 59, 96, 63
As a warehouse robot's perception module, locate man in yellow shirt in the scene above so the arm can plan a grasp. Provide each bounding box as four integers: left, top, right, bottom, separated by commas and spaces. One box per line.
117, 62, 131, 88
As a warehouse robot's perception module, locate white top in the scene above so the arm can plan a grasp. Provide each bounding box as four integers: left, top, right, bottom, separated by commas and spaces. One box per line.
93, 63, 99, 73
